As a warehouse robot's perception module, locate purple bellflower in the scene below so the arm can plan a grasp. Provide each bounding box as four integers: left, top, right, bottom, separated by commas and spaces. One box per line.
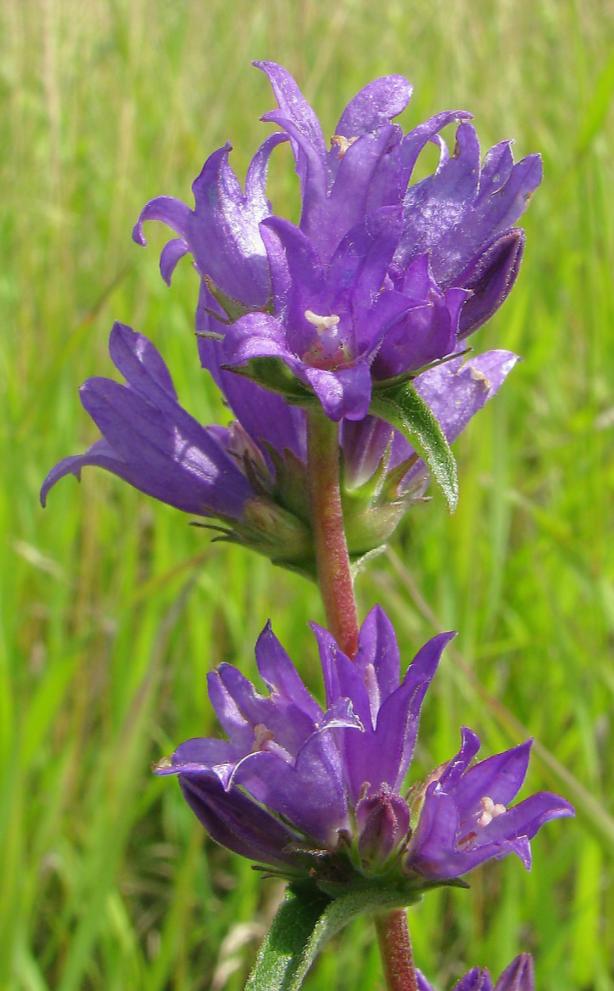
40, 323, 312, 570
156, 607, 572, 893
134, 62, 539, 422
417, 953, 534, 991
42, 324, 517, 568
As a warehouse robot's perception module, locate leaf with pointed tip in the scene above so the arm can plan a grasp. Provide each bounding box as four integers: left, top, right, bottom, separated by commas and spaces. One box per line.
369, 382, 458, 511
223, 357, 317, 407
245, 880, 423, 991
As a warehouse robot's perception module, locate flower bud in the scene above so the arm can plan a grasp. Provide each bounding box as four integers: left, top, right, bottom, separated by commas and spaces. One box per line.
356, 785, 411, 865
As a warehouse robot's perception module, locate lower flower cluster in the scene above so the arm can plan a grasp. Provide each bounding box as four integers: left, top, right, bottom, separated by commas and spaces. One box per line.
418, 953, 534, 990
156, 607, 572, 892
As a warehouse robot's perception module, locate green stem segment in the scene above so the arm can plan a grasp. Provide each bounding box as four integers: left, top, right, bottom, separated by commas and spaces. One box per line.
306, 410, 359, 659
306, 408, 418, 991
375, 910, 418, 991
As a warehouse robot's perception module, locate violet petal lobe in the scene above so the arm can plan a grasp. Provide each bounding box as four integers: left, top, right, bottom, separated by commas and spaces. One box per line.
362, 632, 455, 794
41, 324, 252, 519
495, 954, 534, 991
179, 774, 300, 866
453, 740, 533, 812
255, 60, 327, 236
333, 75, 413, 139
354, 604, 401, 711
255, 621, 322, 721
457, 228, 525, 337
455, 969, 494, 991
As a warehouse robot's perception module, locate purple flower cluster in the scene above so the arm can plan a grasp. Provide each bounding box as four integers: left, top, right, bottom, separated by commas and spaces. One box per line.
418, 953, 534, 991
156, 607, 572, 883
135, 62, 538, 422
44, 62, 533, 557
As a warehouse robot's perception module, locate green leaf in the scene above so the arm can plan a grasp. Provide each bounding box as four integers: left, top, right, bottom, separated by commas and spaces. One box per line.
369, 382, 458, 512
222, 357, 317, 407
245, 881, 422, 991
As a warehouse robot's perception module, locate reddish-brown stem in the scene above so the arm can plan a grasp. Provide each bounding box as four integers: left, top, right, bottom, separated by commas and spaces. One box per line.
306, 409, 359, 658
307, 409, 417, 990
375, 910, 418, 991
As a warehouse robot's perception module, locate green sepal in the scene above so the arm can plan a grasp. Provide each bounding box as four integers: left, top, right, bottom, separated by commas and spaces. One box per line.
245, 879, 424, 991
222, 358, 317, 407
369, 382, 458, 512
203, 276, 257, 323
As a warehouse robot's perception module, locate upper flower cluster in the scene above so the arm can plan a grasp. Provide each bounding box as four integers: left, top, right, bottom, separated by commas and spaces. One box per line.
135, 61, 540, 421
156, 607, 572, 888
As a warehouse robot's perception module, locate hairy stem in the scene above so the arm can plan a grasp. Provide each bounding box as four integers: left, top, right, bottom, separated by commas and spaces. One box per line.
375, 910, 418, 991
306, 409, 359, 658
307, 409, 418, 989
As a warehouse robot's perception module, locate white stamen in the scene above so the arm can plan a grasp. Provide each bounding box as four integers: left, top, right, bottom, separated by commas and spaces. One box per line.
304, 309, 341, 335
476, 795, 506, 828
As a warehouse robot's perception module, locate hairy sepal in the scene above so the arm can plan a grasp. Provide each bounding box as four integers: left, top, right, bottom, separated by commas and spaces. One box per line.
369, 382, 458, 512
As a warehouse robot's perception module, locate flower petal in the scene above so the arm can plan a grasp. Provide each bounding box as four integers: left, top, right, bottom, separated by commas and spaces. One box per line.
355, 604, 401, 706
455, 969, 494, 991
108, 322, 177, 400
439, 727, 482, 790
132, 195, 191, 245
159, 237, 190, 285
494, 954, 534, 991
255, 621, 322, 721
189, 142, 272, 305
454, 740, 533, 812
303, 361, 373, 422
476, 791, 575, 846
232, 725, 351, 845
457, 229, 525, 337
215, 662, 316, 755
196, 284, 307, 461
369, 632, 455, 790
179, 774, 300, 866
334, 75, 413, 137
222, 311, 293, 366
255, 60, 327, 236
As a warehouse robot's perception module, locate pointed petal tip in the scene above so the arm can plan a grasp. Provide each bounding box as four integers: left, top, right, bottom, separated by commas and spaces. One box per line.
132, 219, 147, 246
109, 320, 135, 347
459, 724, 481, 745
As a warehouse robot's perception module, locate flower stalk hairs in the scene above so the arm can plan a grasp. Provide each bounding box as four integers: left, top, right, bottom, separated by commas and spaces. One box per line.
43, 61, 573, 989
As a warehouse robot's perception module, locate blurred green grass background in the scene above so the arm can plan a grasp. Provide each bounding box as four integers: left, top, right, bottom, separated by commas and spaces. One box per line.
1, 0, 613, 988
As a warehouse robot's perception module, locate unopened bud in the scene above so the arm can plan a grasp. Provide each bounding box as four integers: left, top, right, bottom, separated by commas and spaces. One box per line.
356, 785, 410, 865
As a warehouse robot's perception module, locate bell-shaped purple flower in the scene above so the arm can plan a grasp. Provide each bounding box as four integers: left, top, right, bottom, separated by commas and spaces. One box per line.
407, 728, 573, 879
41, 323, 311, 568
156, 608, 571, 890
417, 953, 535, 990
133, 134, 286, 306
